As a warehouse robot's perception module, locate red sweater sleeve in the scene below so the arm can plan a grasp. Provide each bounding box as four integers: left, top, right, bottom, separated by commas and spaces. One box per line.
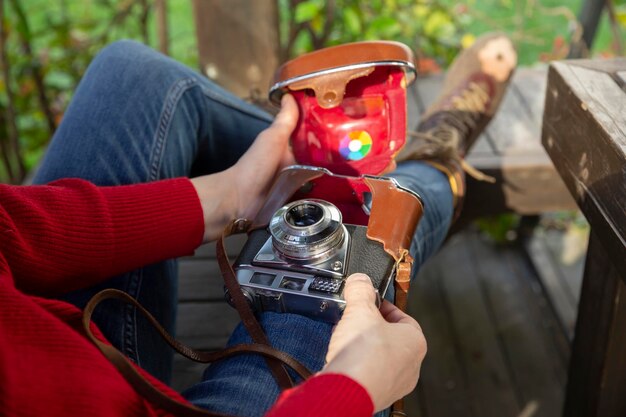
265, 373, 374, 417
0, 178, 204, 296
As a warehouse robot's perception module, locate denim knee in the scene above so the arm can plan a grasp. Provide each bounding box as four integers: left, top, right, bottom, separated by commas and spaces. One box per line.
88, 40, 165, 83
93, 39, 153, 67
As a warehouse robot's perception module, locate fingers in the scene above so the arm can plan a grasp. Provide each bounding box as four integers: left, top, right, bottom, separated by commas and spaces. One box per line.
239, 95, 297, 167
343, 274, 379, 314
247, 94, 297, 162
379, 301, 422, 330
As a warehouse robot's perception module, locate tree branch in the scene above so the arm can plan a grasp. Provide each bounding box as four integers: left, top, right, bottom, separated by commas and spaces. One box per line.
282, 0, 308, 59
94, 0, 137, 46
8, 0, 57, 137
317, 0, 335, 47
0, 0, 25, 183
155, 0, 169, 55
138, 0, 150, 45
606, 0, 624, 55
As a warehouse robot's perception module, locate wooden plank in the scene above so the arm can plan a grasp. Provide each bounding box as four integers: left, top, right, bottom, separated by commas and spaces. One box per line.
406, 230, 572, 416
192, 0, 279, 99
525, 232, 578, 338
179, 236, 247, 301
406, 82, 422, 129
189, 243, 214, 259
468, 233, 567, 417
617, 71, 626, 89
485, 72, 542, 155
509, 67, 548, 131
563, 233, 626, 417
171, 356, 208, 392
406, 255, 474, 417
456, 157, 576, 229
176, 302, 240, 349
542, 60, 626, 279
434, 234, 520, 416
542, 228, 586, 306
561, 57, 626, 75
507, 239, 572, 365
189, 235, 247, 259
178, 259, 225, 301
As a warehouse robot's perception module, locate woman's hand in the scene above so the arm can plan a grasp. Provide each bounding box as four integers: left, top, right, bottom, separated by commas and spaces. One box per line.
190, 95, 298, 242
321, 274, 427, 412
228, 94, 298, 221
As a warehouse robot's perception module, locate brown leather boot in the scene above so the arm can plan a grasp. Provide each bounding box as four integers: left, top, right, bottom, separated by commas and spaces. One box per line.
397, 32, 517, 218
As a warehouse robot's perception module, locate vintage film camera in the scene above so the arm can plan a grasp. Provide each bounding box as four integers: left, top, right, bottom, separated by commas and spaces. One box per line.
229, 42, 424, 323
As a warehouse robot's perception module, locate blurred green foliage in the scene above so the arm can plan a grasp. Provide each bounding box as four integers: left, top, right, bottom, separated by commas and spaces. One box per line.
440, 0, 626, 64
279, 0, 467, 64
0, 0, 623, 187
0, 0, 197, 183
0, 0, 468, 183
475, 214, 522, 244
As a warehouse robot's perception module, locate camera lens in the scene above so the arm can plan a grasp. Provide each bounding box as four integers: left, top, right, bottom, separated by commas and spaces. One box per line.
285, 203, 324, 227
269, 199, 344, 261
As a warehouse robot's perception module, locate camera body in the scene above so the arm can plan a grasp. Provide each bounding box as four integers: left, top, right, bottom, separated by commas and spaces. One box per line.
231, 199, 395, 323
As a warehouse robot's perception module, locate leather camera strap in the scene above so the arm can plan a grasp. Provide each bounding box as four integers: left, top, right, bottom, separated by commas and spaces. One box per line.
80, 218, 314, 416
82, 289, 311, 417
391, 252, 413, 417
216, 219, 300, 390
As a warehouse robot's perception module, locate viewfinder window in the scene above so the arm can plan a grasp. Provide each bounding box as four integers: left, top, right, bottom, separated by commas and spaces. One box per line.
250, 272, 276, 286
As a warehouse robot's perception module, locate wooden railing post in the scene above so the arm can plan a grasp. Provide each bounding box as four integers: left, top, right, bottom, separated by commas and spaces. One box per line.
191, 0, 280, 100
542, 59, 626, 417
568, 0, 606, 58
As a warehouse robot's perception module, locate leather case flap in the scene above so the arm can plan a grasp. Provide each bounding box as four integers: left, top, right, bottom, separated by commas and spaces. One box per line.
364, 177, 423, 260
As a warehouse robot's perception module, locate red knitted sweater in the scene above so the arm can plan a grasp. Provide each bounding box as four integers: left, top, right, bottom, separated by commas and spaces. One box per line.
0, 178, 374, 417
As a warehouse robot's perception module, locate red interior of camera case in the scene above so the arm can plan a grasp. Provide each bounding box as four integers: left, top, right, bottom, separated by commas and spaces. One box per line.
291, 174, 371, 226
289, 67, 408, 177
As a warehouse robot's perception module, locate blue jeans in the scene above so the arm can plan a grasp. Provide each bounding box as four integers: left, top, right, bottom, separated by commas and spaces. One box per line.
34, 41, 453, 417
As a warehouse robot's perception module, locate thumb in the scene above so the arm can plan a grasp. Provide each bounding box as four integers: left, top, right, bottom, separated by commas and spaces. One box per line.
269, 94, 299, 138
343, 274, 379, 314
238, 94, 297, 165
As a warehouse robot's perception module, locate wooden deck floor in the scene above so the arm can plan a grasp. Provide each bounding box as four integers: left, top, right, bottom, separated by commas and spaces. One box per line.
170, 67, 587, 416
406, 230, 574, 417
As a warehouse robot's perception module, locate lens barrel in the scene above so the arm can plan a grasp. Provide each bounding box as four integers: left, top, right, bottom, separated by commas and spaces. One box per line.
270, 199, 344, 261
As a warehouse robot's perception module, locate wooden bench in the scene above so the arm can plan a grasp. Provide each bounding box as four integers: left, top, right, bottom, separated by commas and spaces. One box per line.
410, 68, 577, 226
542, 58, 626, 417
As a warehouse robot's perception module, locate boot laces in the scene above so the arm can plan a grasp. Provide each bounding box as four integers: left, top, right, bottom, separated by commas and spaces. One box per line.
407, 80, 495, 183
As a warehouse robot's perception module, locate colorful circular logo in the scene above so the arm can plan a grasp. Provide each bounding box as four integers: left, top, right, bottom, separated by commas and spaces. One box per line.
339, 131, 372, 161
